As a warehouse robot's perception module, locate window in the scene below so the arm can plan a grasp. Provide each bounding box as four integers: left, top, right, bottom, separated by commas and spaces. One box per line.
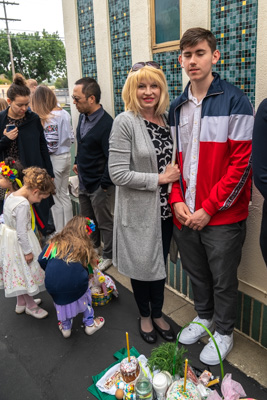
151, 0, 181, 53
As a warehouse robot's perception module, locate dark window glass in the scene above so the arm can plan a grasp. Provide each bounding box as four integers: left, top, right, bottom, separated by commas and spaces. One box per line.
155, 0, 180, 44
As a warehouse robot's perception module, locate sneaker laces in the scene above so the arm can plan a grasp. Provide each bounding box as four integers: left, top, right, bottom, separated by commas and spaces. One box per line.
187, 316, 211, 333
207, 331, 230, 350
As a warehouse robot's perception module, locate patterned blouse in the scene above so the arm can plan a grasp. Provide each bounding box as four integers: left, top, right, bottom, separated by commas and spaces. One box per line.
144, 116, 173, 220
6, 115, 26, 160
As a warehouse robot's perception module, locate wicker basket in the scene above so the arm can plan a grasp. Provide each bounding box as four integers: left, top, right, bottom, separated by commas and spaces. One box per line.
92, 288, 113, 306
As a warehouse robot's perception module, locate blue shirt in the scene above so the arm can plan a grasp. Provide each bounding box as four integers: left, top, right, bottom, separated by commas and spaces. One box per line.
80, 105, 104, 138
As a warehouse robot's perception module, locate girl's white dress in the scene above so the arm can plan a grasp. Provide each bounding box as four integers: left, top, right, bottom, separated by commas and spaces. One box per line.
0, 193, 45, 297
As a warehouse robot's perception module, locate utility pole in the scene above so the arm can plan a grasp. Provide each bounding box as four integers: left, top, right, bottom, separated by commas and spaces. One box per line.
0, 1, 20, 79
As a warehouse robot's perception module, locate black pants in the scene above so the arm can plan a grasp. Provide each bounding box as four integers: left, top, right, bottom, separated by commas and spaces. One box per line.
131, 217, 173, 318
173, 221, 246, 335
79, 185, 114, 259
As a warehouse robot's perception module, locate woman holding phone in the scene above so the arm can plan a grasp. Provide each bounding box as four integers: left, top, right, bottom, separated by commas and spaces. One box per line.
0, 73, 54, 234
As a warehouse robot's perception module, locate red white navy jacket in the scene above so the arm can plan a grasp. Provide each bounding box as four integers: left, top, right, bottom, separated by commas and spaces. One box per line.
169, 73, 254, 228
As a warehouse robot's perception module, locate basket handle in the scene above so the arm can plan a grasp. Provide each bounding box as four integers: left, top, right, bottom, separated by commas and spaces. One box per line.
173, 322, 224, 380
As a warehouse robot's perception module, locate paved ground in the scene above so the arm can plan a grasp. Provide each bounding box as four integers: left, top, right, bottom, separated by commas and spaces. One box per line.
0, 278, 267, 400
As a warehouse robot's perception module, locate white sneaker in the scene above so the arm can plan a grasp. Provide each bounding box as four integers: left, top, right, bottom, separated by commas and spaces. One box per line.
199, 331, 233, 365
178, 316, 213, 345
98, 258, 113, 272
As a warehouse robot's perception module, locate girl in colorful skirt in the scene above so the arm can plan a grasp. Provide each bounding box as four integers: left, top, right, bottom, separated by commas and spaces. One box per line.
38, 216, 105, 338
0, 166, 55, 319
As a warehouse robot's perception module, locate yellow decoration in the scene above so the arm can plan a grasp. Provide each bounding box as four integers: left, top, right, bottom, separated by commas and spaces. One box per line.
125, 32, 127, 36
243, 1, 246, 5
81, 10, 83, 13
221, 6, 225, 11
221, 60, 224, 64
241, 85, 244, 89
242, 58, 245, 62
221, 33, 224, 38
114, 16, 116, 20
242, 29, 246, 34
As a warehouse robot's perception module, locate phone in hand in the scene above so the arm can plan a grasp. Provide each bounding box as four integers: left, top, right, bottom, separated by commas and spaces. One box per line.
6, 124, 16, 132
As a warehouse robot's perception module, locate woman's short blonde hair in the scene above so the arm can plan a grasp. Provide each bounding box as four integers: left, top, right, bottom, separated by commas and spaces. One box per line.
122, 65, 169, 116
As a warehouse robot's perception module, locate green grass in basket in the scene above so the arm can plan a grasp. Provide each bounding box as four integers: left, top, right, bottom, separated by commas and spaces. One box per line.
147, 342, 187, 377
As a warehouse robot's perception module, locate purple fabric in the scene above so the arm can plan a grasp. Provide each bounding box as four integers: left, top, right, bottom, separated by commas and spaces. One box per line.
54, 288, 94, 325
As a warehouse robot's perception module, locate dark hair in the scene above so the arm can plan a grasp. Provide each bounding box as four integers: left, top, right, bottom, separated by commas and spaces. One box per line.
180, 28, 217, 53
74, 77, 101, 103
7, 73, 30, 101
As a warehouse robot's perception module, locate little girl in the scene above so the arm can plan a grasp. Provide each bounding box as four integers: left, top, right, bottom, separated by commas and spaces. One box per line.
0, 166, 55, 319
38, 216, 105, 338
0, 157, 24, 223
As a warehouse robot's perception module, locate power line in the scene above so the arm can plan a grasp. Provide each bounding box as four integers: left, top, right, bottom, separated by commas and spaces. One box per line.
0, 1, 20, 78
0, 33, 65, 42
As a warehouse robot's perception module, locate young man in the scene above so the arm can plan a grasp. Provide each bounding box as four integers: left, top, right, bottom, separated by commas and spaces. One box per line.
72, 77, 114, 272
169, 28, 254, 365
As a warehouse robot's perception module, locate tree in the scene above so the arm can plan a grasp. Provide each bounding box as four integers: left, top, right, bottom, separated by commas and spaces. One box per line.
0, 30, 66, 82
54, 76, 68, 89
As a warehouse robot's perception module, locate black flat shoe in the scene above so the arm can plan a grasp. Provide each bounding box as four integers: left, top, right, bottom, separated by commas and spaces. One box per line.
152, 320, 175, 342
138, 318, 157, 344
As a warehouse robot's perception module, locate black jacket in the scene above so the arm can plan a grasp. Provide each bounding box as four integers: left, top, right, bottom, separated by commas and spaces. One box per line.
0, 107, 54, 177
75, 110, 113, 192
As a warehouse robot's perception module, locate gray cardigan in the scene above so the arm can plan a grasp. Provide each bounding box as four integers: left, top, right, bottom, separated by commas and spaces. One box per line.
108, 111, 167, 281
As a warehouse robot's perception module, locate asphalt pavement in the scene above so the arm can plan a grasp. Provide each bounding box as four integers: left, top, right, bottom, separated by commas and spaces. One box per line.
0, 279, 266, 400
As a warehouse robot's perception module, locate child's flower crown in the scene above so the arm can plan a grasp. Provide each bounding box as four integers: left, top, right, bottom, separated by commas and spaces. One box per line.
86, 217, 96, 235
0, 160, 18, 182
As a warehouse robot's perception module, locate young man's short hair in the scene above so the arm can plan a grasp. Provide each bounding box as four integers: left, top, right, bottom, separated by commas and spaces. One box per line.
180, 28, 217, 53
75, 77, 101, 103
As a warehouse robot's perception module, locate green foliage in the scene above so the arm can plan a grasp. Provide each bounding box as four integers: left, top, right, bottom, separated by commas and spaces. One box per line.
54, 76, 68, 89
0, 77, 11, 84
147, 342, 187, 377
0, 30, 66, 82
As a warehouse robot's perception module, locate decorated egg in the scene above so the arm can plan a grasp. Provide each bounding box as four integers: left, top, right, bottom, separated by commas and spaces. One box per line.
115, 379, 125, 390
125, 383, 134, 393
115, 388, 124, 399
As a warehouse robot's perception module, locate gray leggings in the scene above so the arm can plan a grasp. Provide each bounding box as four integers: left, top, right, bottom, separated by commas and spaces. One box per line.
173, 220, 246, 335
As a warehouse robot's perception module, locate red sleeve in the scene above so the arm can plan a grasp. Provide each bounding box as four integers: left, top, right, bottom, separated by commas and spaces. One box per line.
202, 139, 252, 216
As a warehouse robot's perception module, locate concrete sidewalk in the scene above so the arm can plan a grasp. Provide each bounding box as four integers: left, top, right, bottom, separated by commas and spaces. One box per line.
107, 266, 267, 390
0, 267, 266, 400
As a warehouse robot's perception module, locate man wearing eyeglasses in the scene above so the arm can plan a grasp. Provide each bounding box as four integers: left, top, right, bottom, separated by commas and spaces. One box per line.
72, 77, 114, 272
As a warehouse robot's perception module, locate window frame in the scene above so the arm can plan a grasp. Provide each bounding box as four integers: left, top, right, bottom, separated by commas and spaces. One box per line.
150, 0, 181, 53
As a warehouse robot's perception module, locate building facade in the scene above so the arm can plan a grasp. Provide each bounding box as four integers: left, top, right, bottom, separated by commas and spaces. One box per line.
62, 0, 267, 347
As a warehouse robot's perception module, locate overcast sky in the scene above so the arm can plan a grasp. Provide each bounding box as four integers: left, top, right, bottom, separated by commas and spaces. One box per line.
0, 0, 65, 39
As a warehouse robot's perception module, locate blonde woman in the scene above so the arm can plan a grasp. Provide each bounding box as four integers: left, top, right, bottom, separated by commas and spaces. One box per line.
32, 86, 74, 232
109, 62, 180, 343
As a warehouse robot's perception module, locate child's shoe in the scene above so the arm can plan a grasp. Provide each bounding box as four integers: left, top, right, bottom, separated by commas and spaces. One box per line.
85, 317, 105, 335
58, 322, 71, 338
25, 306, 48, 319
15, 298, 42, 314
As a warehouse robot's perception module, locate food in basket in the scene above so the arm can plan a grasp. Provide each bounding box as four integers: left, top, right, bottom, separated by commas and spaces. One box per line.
166, 378, 201, 400
104, 370, 122, 390
120, 356, 140, 383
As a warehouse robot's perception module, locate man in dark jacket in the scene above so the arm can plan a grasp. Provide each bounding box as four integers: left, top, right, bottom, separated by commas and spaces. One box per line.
72, 77, 114, 271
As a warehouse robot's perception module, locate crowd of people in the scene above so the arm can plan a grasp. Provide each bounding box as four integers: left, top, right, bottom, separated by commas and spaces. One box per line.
0, 27, 266, 366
